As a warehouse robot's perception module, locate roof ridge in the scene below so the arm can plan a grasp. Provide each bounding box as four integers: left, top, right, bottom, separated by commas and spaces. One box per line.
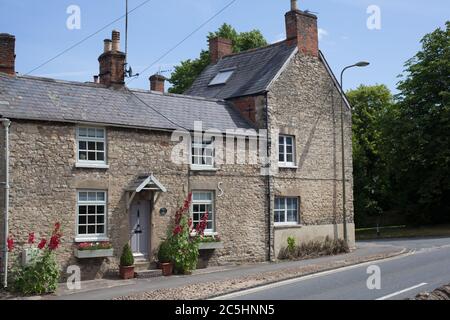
4, 74, 227, 105
9, 74, 107, 89
131, 88, 227, 104
221, 40, 292, 59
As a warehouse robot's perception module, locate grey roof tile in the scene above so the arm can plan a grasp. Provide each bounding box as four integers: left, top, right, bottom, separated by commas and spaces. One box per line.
185, 41, 297, 99
0, 74, 253, 131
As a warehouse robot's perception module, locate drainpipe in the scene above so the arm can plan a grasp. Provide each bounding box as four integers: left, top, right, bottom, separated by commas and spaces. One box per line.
0, 117, 10, 288
264, 93, 272, 261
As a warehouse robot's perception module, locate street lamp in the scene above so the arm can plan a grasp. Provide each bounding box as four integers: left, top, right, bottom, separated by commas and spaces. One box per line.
340, 61, 370, 244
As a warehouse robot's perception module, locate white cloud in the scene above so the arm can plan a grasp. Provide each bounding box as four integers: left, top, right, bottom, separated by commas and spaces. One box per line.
318, 28, 329, 40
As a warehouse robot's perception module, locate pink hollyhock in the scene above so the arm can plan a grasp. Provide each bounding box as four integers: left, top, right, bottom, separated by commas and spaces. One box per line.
28, 232, 35, 244
7, 235, 14, 252
38, 238, 47, 249
54, 222, 61, 233
173, 225, 183, 236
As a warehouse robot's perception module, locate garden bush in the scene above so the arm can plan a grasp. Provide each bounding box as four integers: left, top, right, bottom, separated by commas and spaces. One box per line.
278, 236, 349, 260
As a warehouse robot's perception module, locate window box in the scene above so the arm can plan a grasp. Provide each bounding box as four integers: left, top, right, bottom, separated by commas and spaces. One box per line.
199, 242, 223, 250
74, 248, 114, 259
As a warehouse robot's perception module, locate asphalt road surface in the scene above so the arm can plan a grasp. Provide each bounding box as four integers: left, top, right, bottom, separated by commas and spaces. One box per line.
218, 237, 450, 300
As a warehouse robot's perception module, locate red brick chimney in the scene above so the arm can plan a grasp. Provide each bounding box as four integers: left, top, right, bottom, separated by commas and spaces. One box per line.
149, 74, 166, 93
98, 30, 126, 87
285, 0, 319, 57
0, 33, 16, 76
209, 37, 233, 64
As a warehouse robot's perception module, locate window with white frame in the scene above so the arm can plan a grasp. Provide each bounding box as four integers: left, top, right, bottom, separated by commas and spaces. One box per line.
77, 127, 106, 164
274, 197, 299, 225
77, 191, 107, 238
278, 135, 295, 166
191, 191, 214, 233
191, 136, 214, 168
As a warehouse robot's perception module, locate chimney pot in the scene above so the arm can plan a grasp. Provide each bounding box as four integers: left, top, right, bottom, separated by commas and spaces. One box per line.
111, 30, 120, 51
209, 37, 233, 64
104, 39, 112, 53
149, 74, 166, 93
0, 33, 16, 76
98, 30, 126, 87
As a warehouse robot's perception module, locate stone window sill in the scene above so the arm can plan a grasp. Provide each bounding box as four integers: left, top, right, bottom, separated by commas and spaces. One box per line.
75, 162, 110, 169
278, 164, 298, 169
190, 166, 218, 172
274, 224, 303, 230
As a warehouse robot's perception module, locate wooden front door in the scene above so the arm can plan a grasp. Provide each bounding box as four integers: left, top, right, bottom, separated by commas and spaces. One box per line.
130, 200, 150, 258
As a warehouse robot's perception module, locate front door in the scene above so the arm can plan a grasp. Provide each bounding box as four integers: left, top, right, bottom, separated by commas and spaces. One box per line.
130, 200, 150, 258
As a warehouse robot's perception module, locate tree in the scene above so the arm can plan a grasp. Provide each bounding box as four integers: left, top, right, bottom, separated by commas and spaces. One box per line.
388, 21, 450, 225
168, 23, 267, 94
347, 85, 394, 227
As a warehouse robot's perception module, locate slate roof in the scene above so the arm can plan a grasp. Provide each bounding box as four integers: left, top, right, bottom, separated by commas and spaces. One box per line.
0, 74, 253, 131
185, 41, 298, 100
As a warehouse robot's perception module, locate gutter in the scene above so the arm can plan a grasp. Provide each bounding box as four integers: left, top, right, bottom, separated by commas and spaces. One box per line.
0, 117, 10, 288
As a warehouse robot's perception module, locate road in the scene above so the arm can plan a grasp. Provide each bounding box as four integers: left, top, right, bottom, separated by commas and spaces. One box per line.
218, 237, 450, 300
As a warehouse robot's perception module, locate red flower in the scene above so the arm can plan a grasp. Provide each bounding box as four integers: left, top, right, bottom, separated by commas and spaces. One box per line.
48, 233, 62, 251
196, 211, 209, 236
54, 222, 61, 233
173, 225, 183, 236
7, 235, 14, 252
28, 232, 35, 244
38, 238, 47, 249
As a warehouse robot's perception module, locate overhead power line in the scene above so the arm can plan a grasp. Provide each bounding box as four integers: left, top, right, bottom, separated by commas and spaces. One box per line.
127, 0, 238, 85
25, 0, 154, 75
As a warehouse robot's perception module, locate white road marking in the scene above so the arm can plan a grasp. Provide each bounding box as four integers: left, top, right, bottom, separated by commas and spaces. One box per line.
211, 249, 412, 300
376, 283, 428, 300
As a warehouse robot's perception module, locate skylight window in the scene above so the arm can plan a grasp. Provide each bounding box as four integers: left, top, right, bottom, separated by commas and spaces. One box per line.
208, 68, 235, 86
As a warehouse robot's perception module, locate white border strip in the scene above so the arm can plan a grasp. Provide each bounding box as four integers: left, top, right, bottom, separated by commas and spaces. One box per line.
376, 283, 428, 300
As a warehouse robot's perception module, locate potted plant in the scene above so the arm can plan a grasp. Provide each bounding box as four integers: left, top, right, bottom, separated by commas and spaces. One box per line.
158, 240, 174, 276
119, 243, 135, 279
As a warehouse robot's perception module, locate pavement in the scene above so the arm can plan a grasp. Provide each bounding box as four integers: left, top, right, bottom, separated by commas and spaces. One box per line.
215, 237, 450, 300
38, 239, 407, 300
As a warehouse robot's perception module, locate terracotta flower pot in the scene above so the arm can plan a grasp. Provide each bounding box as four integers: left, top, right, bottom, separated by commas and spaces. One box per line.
161, 262, 173, 276
119, 265, 135, 279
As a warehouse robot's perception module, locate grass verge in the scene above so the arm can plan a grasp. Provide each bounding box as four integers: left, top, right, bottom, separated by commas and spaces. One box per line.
356, 224, 450, 240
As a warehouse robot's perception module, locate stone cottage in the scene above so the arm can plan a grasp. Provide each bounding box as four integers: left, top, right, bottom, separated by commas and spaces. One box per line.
0, 1, 354, 283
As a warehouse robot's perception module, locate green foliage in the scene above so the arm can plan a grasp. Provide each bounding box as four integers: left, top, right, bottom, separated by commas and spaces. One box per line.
347, 84, 395, 226
120, 244, 134, 267
168, 214, 200, 274
279, 236, 349, 260
349, 22, 450, 227
287, 236, 296, 253
157, 240, 173, 264
12, 250, 60, 295
389, 21, 450, 225
169, 23, 267, 94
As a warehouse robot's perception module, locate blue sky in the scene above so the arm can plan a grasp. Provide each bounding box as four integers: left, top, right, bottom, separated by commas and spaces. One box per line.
0, 0, 448, 93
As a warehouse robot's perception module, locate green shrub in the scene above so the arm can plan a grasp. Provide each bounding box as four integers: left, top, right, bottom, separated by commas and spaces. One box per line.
287, 236, 296, 253
12, 250, 60, 295
120, 244, 134, 267
169, 214, 200, 274
157, 240, 172, 263
278, 236, 350, 260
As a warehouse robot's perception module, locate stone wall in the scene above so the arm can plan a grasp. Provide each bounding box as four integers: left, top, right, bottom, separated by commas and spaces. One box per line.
268, 52, 355, 257
0, 123, 5, 275
6, 120, 268, 280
